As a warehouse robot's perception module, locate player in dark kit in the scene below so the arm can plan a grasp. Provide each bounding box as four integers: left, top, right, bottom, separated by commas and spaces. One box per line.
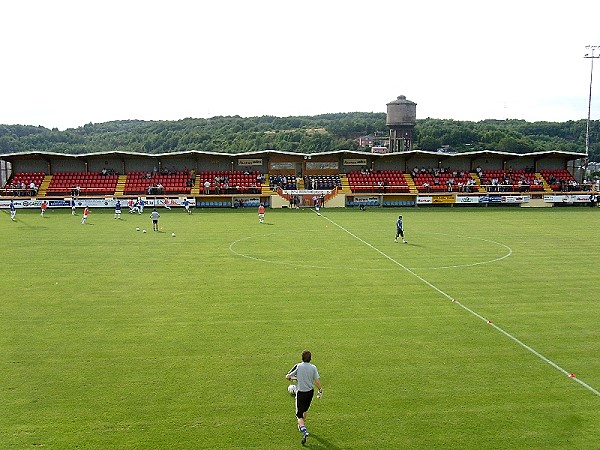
395, 215, 408, 243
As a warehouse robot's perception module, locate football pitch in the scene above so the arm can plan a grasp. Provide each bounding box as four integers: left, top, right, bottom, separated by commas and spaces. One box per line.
1, 206, 599, 449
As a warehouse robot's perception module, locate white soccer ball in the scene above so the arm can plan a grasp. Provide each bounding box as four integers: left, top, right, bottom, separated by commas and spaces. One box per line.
136, 227, 140, 231
143, 229, 147, 233
171, 233, 176, 237
287, 384, 297, 396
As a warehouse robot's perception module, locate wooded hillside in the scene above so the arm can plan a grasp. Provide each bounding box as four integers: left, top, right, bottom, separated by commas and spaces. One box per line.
1, 114, 597, 161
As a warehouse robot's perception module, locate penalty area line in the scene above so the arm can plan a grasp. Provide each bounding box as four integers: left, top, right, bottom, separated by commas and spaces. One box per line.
320, 213, 600, 398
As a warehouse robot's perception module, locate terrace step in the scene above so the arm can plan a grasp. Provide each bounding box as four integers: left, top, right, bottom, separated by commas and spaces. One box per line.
471, 173, 485, 193
262, 175, 277, 194
37, 175, 52, 197
535, 172, 552, 192
339, 174, 352, 194
190, 175, 201, 196
114, 175, 127, 196
404, 173, 418, 194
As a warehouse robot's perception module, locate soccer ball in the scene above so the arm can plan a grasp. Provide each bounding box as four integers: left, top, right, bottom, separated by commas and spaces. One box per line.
171, 233, 176, 237
287, 384, 297, 396
143, 229, 147, 233
136, 227, 140, 231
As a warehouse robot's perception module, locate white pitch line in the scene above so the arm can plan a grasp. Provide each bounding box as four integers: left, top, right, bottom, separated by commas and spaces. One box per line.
320, 212, 600, 398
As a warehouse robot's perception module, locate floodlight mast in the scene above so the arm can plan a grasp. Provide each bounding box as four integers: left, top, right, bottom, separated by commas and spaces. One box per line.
584, 45, 599, 158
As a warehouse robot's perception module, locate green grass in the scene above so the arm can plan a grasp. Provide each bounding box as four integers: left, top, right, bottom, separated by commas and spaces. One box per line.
1, 206, 599, 449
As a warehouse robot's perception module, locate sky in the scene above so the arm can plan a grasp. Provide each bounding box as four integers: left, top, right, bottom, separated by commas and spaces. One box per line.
1, 0, 599, 130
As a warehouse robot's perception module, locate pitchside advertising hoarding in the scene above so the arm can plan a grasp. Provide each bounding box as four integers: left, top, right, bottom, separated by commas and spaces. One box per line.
431, 195, 455, 204
479, 195, 530, 204
455, 196, 480, 204
417, 195, 531, 205
282, 189, 331, 196
354, 196, 380, 204
0, 198, 196, 209
544, 194, 592, 203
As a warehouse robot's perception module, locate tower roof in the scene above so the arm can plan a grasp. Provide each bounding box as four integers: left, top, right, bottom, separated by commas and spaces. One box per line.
387, 95, 417, 106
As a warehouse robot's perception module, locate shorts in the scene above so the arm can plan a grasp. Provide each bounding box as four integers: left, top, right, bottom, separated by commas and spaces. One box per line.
152, 219, 158, 224
295, 389, 314, 419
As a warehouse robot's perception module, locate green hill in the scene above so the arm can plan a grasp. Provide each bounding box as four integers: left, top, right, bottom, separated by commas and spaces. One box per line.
0, 114, 598, 161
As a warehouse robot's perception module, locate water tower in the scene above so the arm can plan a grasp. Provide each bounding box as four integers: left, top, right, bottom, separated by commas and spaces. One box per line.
386, 95, 416, 152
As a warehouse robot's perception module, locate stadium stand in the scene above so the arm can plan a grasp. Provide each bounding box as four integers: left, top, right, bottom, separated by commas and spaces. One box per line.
347, 170, 409, 193
199, 171, 262, 194
270, 175, 297, 190
540, 169, 580, 191
413, 170, 475, 193
479, 169, 545, 192
304, 175, 342, 190
123, 171, 192, 195
46, 172, 118, 196
2, 172, 46, 196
